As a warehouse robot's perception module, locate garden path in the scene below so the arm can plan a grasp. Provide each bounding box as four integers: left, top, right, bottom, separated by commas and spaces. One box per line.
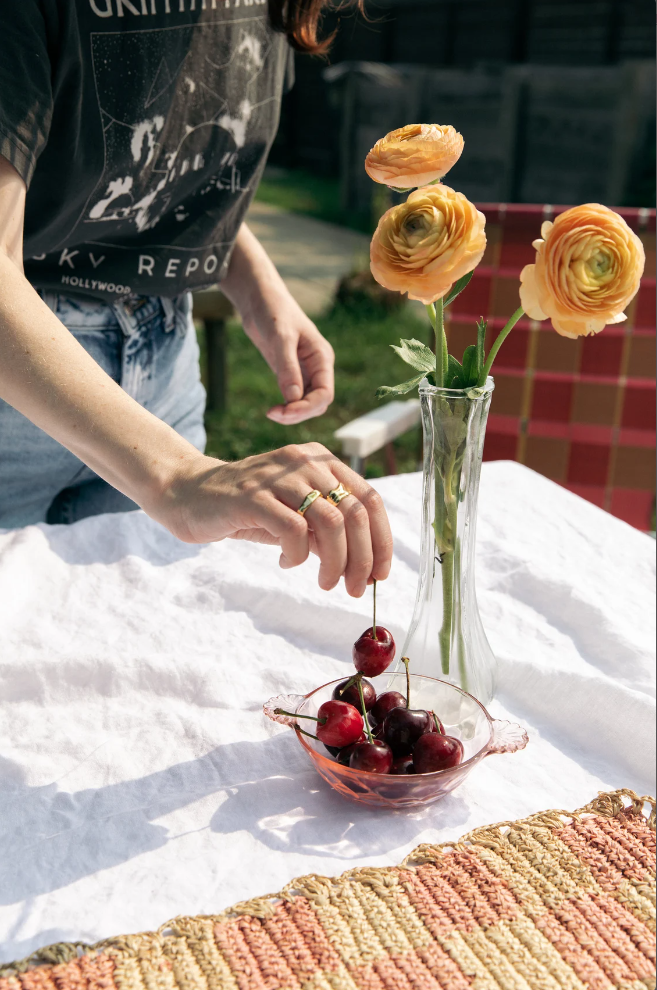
246, 201, 370, 314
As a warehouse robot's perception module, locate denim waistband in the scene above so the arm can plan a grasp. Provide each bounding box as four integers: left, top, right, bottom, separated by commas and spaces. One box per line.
38, 291, 192, 338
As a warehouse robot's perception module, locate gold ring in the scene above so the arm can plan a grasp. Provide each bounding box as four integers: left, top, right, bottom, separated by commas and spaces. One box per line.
297, 490, 322, 516
326, 483, 351, 506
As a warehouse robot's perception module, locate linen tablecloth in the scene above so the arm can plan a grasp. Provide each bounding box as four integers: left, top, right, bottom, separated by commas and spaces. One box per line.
0, 461, 654, 963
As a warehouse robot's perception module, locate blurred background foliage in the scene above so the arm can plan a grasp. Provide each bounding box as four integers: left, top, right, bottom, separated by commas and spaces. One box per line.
202, 299, 428, 478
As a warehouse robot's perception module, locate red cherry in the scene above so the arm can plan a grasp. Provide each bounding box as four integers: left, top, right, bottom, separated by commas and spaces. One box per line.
428, 712, 445, 734
315, 700, 364, 748
332, 677, 376, 710
332, 735, 366, 765
352, 626, 395, 677
383, 708, 433, 756
348, 740, 393, 774
413, 733, 464, 773
390, 756, 415, 775
370, 691, 406, 725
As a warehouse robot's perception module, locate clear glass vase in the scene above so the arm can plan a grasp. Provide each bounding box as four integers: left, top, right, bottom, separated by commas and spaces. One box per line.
398, 378, 496, 704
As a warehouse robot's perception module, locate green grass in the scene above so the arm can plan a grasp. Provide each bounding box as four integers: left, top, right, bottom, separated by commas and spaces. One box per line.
201, 300, 428, 478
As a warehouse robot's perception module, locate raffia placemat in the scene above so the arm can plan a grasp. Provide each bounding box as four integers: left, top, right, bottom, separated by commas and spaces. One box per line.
2, 789, 655, 990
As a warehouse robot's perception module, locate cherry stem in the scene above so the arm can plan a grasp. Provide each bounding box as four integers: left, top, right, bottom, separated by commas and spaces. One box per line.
357, 676, 374, 744
372, 579, 378, 641
297, 726, 321, 742
402, 656, 411, 708
274, 708, 327, 725
433, 712, 443, 734
338, 673, 361, 697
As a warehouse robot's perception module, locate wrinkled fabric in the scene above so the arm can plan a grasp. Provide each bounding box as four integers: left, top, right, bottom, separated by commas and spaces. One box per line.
0, 461, 654, 961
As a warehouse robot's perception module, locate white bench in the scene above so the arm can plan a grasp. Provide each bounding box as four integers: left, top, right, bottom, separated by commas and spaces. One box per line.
334, 399, 421, 474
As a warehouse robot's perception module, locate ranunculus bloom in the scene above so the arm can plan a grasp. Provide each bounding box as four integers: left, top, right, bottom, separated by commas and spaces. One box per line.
519, 204, 645, 338
370, 184, 486, 305
365, 124, 464, 189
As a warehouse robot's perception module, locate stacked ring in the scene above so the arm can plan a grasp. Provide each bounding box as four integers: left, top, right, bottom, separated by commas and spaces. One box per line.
297, 490, 322, 516
326, 483, 351, 506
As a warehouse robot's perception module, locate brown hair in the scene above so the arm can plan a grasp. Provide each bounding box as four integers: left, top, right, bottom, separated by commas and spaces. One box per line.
268, 0, 363, 56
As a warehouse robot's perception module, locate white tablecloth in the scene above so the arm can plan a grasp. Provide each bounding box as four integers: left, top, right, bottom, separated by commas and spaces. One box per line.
1, 461, 654, 963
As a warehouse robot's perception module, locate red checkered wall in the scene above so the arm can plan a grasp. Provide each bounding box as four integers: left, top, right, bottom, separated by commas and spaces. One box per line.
445, 205, 656, 530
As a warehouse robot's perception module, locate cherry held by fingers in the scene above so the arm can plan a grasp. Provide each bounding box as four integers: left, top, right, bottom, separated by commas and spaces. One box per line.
413, 733, 464, 773
348, 740, 393, 774
353, 626, 396, 677
315, 700, 364, 748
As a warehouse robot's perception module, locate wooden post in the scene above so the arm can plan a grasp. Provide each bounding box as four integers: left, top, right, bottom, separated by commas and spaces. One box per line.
204, 318, 227, 414
192, 289, 234, 416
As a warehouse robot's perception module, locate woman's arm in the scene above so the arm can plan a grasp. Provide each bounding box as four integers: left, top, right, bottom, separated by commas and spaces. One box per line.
219, 222, 335, 425
0, 157, 392, 597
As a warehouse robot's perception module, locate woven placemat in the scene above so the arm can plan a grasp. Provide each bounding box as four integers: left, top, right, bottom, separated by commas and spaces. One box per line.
2, 789, 655, 990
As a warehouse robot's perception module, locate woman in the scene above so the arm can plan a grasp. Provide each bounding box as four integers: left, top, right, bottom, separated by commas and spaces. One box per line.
0, 0, 391, 599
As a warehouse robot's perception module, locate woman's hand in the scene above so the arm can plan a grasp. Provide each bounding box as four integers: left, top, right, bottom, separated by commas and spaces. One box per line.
220, 223, 334, 424
157, 443, 393, 598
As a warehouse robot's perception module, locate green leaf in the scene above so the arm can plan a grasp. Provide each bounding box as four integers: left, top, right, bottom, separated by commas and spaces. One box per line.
443, 270, 475, 309
445, 354, 466, 389
461, 344, 478, 386
390, 338, 436, 374
375, 372, 426, 399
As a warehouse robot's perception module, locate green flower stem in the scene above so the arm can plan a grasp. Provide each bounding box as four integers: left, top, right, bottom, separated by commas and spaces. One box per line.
436, 297, 447, 386
454, 537, 468, 692
477, 306, 525, 386
436, 447, 458, 675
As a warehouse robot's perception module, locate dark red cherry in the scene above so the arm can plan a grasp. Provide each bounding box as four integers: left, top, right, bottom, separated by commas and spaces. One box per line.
390, 756, 415, 775
348, 740, 393, 774
413, 733, 464, 774
333, 735, 366, 765
383, 708, 433, 756
352, 626, 395, 677
315, 700, 364, 748
370, 691, 406, 725
332, 677, 376, 711
428, 712, 445, 734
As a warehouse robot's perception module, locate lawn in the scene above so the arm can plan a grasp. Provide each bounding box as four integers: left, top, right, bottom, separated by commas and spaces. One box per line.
201, 299, 429, 478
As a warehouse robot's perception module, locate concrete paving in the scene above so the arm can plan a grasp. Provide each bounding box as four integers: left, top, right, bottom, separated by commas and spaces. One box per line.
245, 201, 371, 315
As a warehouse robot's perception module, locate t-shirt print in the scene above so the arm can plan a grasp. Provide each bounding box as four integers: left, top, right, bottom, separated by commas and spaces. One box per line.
0, 2, 290, 300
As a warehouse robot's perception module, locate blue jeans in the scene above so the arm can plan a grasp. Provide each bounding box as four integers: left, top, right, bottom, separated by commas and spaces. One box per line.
0, 293, 206, 529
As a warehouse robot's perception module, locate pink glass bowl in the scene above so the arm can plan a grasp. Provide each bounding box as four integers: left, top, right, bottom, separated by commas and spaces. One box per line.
265, 673, 528, 809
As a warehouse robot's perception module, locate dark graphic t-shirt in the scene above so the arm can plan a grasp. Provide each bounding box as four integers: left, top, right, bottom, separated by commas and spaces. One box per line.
0, 0, 292, 301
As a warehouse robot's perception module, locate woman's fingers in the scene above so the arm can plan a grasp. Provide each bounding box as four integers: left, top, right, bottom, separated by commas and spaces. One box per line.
331, 465, 394, 583
335, 495, 373, 597
253, 497, 310, 569
296, 495, 348, 591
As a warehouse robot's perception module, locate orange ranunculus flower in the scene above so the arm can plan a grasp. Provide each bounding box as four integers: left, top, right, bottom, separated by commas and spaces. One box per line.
519, 204, 645, 339
365, 124, 464, 189
370, 184, 486, 305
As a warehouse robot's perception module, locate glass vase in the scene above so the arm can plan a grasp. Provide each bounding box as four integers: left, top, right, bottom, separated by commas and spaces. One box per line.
398, 378, 496, 704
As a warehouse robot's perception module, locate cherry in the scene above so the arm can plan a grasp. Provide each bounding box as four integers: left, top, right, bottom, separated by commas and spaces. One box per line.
348, 740, 393, 774
353, 626, 395, 677
390, 756, 415, 775
370, 691, 406, 725
334, 736, 366, 765
352, 581, 395, 677
428, 712, 445, 734
413, 733, 464, 774
316, 700, 364, 748
383, 708, 433, 756
332, 677, 376, 711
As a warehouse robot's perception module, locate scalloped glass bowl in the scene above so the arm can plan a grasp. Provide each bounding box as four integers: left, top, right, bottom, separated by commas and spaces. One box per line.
266, 673, 527, 809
